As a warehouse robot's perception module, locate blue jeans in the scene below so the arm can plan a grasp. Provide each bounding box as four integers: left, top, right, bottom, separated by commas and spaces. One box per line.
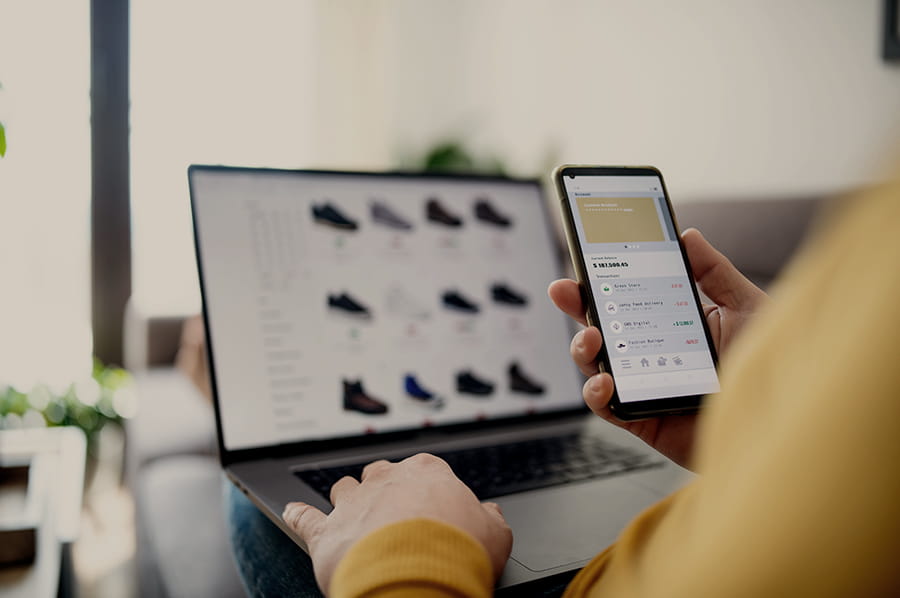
225, 480, 323, 598
225, 479, 571, 597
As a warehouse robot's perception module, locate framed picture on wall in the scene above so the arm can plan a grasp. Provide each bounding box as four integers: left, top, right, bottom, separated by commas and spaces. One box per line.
885, 0, 900, 60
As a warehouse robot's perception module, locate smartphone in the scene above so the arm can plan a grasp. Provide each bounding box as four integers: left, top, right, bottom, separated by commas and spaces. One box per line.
553, 165, 720, 420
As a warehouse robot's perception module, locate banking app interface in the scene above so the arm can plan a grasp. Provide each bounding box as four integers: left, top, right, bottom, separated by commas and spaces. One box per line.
563, 174, 720, 403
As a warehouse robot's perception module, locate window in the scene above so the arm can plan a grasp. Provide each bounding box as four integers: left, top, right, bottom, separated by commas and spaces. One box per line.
0, 0, 92, 389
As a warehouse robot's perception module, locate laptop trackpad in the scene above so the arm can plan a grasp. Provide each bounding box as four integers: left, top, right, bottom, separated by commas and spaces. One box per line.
500, 479, 662, 572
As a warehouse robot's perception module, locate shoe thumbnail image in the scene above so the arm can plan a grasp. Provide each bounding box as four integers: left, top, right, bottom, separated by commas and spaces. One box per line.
426, 197, 463, 227
328, 292, 372, 320
404, 374, 445, 410
509, 361, 545, 396
456, 370, 495, 396
343, 379, 389, 414
441, 290, 480, 314
311, 201, 358, 231
371, 199, 413, 231
491, 283, 528, 307
386, 285, 430, 320
474, 197, 512, 228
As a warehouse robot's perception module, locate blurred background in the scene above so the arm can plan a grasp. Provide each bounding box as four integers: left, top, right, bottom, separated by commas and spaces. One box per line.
1, 1, 899, 596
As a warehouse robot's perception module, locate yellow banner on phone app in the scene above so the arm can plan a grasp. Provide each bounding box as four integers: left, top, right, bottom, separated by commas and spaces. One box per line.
576, 197, 664, 243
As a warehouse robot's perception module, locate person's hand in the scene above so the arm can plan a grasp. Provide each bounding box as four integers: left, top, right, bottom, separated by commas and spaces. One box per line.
282, 453, 513, 595
548, 228, 768, 468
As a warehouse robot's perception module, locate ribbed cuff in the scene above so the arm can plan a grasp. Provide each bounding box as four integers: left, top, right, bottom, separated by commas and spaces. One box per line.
330, 518, 494, 598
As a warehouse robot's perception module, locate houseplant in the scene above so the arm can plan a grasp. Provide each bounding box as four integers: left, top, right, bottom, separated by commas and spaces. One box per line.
0, 359, 136, 451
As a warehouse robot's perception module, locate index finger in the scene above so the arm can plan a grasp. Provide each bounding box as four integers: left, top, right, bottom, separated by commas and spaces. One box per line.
548, 279, 588, 326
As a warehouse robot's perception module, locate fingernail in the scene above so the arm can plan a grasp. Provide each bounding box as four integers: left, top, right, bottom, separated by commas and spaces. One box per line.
590, 375, 604, 393
575, 330, 585, 350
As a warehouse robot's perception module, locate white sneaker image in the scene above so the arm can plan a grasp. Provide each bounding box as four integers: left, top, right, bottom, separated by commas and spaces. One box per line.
385, 285, 430, 320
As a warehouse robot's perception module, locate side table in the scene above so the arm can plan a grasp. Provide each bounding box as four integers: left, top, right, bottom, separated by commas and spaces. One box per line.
0, 427, 86, 598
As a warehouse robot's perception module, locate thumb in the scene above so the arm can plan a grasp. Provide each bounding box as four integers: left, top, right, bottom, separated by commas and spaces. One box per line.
682, 228, 760, 309
482, 501, 505, 521
283, 502, 327, 548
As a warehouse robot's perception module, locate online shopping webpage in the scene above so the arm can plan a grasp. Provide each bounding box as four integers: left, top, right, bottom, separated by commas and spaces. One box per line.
562, 175, 720, 403
192, 169, 583, 450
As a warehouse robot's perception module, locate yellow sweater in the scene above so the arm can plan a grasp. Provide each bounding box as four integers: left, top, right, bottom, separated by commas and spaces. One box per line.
331, 175, 900, 597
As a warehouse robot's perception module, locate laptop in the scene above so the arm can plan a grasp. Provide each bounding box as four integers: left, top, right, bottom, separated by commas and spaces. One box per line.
188, 165, 688, 592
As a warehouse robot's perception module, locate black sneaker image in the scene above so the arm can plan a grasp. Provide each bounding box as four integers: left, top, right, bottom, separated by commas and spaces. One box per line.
426, 197, 463, 227
343, 379, 389, 414
491, 283, 528, 307
456, 370, 495, 396
474, 197, 512, 228
371, 199, 413, 231
328, 292, 372, 319
311, 201, 358, 230
442, 290, 479, 313
509, 362, 545, 395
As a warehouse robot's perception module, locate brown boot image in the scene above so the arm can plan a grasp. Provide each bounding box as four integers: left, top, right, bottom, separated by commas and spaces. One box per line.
342, 379, 389, 414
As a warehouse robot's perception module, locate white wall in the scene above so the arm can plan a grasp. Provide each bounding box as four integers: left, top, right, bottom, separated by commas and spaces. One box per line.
0, 0, 94, 388
130, 0, 320, 312
129, 0, 900, 313
311, 0, 900, 199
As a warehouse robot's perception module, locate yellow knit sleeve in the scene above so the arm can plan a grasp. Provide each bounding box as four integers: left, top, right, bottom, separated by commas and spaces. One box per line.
330, 518, 494, 598
561, 489, 686, 598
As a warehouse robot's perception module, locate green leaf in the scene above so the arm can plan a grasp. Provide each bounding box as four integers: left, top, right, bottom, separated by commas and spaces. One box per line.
0, 122, 5, 157
422, 141, 475, 173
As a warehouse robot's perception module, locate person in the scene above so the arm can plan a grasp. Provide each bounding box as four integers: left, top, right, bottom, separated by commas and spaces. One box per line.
232, 168, 900, 597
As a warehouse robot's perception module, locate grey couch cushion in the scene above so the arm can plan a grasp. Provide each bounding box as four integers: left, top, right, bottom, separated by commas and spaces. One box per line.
136, 455, 244, 598
676, 195, 829, 288
127, 370, 218, 479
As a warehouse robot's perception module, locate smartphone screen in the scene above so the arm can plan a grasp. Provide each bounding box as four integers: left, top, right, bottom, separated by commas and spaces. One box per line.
555, 166, 720, 418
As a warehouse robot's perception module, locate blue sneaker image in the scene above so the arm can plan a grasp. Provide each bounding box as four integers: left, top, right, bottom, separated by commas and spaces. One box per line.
404, 374, 445, 409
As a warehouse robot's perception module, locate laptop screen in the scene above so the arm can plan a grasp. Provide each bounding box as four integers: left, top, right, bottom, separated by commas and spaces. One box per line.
189, 166, 584, 451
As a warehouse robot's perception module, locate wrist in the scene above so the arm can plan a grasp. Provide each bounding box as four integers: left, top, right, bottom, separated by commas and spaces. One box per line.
331, 518, 494, 598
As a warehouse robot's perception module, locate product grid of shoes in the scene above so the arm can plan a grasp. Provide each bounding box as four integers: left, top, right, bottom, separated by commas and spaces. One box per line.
311, 195, 545, 417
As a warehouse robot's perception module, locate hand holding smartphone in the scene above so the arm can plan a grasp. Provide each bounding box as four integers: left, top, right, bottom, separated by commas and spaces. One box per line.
553, 165, 720, 420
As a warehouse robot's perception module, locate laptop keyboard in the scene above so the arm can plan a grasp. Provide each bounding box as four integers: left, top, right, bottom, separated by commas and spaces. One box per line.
295, 434, 663, 501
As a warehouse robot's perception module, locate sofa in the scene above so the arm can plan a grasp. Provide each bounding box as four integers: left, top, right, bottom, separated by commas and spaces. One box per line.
123, 192, 835, 598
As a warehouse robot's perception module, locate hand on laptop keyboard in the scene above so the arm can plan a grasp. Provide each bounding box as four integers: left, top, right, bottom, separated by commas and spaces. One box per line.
284, 453, 513, 593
